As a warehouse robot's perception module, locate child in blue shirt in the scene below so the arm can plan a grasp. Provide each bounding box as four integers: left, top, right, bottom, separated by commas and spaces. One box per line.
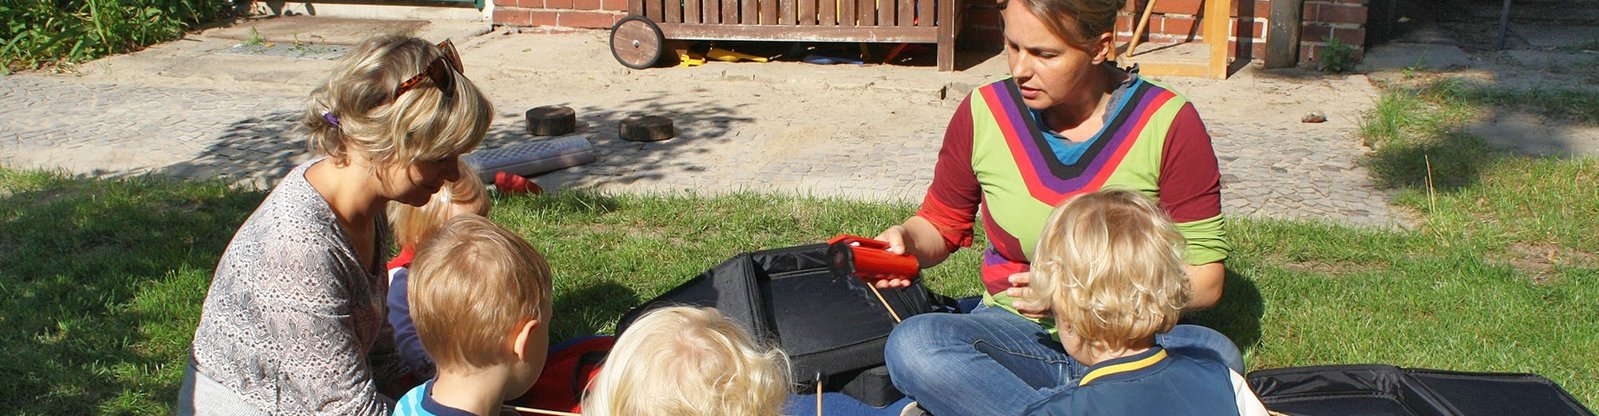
392, 215, 553, 416
1019, 189, 1269, 415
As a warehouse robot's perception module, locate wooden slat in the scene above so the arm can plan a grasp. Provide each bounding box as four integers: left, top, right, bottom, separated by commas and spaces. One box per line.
685, 0, 701, 24
799, 0, 816, 24
856, 0, 874, 26
704, 0, 719, 23
839, 0, 855, 25
761, 0, 777, 24
896, 0, 911, 26
820, 0, 835, 25
666, 0, 683, 23
628, 0, 642, 16
657, 22, 938, 42
935, 0, 955, 70
921, 0, 933, 27
645, 0, 663, 21
1205, 0, 1231, 78
722, 0, 738, 24
741, 0, 758, 24
781, 0, 796, 24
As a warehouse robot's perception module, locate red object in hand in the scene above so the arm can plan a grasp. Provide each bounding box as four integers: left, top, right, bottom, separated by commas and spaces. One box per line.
495, 171, 543, 194
827, 234, 920, 283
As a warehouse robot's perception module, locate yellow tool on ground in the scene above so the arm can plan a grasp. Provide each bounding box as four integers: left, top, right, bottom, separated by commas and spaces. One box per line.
706, 47, 769, 63
676, 49, 706, 67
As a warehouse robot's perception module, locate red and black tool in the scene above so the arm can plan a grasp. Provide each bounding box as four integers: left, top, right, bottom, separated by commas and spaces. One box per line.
827, 234, 920, 284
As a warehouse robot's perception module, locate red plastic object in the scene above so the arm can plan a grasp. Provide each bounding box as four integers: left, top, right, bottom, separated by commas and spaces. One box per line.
495, 171, 543, 195
827, 234, 920, 282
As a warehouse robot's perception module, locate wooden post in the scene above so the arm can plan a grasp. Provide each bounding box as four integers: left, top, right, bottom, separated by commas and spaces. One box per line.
1266, 0, 1302, 68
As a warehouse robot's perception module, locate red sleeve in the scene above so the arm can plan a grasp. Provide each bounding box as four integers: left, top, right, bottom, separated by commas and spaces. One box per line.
1158, 103, 1223, 223
916, 95, 981, 252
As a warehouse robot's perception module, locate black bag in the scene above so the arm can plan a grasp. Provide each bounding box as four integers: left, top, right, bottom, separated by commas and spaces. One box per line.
1248, 364, 1594, 416
616, 243, 945, 406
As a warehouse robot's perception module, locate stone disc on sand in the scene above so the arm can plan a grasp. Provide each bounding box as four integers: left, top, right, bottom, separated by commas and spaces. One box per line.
619, 115, 674, 142
526, 105, 576, 136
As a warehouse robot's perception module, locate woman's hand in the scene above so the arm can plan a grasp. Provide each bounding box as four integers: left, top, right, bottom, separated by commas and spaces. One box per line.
868, 225, 916, 289
1004, 271, 1052, 318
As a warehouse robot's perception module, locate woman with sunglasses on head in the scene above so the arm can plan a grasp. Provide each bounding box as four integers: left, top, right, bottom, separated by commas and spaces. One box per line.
866, 0, 1241, 414
178, 34, 491, 415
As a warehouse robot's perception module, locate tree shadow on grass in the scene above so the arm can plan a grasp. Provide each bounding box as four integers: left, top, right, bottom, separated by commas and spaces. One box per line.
550, 279, 640, 342
0, 172, 264, 414
1184, 269, 1266, 365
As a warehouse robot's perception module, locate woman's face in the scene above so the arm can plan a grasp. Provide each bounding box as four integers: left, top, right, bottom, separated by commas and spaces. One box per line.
381, 154, 462, 207
1003, 5, 1106, 111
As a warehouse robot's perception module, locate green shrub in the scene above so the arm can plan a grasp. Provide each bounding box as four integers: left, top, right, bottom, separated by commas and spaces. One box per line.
1318, 37, 1359, 74
1, 0, 234, 70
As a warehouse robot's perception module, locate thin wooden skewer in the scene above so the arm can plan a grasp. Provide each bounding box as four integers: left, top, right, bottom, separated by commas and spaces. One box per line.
866, 284, 903, 323
816, 372, 823, 416
1128, 0, 1160, 57
505, 405, 581, 416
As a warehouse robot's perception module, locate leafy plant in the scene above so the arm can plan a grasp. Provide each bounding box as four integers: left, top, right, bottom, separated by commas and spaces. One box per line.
242, 26, 265, 46
1, 0, 234, 70
1318, 37, 1359, 74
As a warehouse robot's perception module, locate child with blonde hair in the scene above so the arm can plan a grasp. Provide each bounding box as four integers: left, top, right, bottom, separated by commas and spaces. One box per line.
386, 159, 490, 379
583, 306, 792, 416
393, 214, 554, 416
1020, 188, 1266, 415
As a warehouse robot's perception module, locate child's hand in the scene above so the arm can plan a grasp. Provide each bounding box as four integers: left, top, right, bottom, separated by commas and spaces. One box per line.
1005, 272, 1052, 318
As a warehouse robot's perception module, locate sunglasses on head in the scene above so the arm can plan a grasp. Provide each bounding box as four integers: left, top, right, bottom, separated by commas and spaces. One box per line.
392, 39, 464, 102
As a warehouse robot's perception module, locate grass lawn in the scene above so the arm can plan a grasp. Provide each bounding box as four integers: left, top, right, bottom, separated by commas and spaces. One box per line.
1, 79, 1595, 414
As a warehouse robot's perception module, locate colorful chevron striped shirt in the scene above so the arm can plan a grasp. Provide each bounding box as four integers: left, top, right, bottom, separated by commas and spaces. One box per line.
916, 75, 1229, 312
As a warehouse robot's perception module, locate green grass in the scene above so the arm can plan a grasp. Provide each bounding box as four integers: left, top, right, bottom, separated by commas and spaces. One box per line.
2, 78, 1596, 412
1, 0, 233, 71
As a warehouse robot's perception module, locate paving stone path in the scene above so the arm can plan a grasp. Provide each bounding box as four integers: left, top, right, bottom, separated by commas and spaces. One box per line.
0, 29, 1408, 229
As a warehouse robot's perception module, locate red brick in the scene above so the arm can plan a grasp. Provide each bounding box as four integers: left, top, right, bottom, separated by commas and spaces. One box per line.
1330, 26, 1365, 45
1299, 22, 1335, 43
494, 0, 518, 7
544, 0, 573, 8
515, 0, 541, 8
573, 0, 602, 9
1115, 14, 1134, 33
969, 7, 1002, 28
493, 7, 532, 25
1153, 0, 1202, 15
1159, 15, 1198, 35
1229, 0, 1270, 16
560, 10, 622, 27
532, 10, 559, 25
1316, 3, 1367, 24
1230, 19, 1263, 38
601, 0, 629, 11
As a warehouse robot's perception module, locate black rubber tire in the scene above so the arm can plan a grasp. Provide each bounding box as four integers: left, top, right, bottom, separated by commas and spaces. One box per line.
609, 16, 665, 70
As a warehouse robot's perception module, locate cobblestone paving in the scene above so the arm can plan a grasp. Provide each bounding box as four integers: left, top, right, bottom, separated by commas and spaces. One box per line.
0, 55, 1407, 229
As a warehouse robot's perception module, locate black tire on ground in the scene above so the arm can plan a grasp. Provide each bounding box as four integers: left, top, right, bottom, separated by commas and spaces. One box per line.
610, 16, 665, 70
619, 115, 674, 142
526, 105, 576, 136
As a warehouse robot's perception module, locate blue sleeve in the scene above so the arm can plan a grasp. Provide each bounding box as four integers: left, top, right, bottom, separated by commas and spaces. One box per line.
387, 267, 436, 379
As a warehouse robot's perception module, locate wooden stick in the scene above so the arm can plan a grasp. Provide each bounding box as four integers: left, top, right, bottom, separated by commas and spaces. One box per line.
866, 284, 903, 323
1128, 0, 1159, 57
816, 373, 823, 416
505, 405, 581, 416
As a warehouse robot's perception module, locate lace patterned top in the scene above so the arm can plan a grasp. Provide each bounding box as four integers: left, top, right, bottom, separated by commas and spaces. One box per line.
190, 160, 406, 415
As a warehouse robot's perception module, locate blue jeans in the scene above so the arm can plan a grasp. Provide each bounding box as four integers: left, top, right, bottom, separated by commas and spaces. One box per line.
883, 304, 1244, 416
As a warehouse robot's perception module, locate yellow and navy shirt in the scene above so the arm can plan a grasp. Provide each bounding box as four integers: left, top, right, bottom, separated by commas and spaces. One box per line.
1021, 347, 1268, 415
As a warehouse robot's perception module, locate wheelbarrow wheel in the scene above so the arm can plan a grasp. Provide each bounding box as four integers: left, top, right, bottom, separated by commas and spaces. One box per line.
610, 16, 664, 70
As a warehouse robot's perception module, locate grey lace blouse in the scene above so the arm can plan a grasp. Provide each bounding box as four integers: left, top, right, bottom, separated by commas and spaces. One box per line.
190, 160, 406, 415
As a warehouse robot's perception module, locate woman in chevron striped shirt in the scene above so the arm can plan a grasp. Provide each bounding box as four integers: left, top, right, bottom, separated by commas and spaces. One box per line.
868, 0, 1245, 413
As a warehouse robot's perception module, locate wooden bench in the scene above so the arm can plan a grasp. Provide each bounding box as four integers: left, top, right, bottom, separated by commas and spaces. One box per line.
624, 0, 968, 70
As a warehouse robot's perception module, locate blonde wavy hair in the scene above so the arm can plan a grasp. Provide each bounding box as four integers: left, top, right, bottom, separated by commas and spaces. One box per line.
387, 159, 489, 251
583, 306, 792, 416
1027, 188, 1191, 350
410, 215, 551, 370
304, 34, 492, 168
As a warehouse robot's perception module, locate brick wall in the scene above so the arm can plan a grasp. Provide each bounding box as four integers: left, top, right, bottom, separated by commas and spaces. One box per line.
959, 0, 1366, 67
492, 0, 626, 28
